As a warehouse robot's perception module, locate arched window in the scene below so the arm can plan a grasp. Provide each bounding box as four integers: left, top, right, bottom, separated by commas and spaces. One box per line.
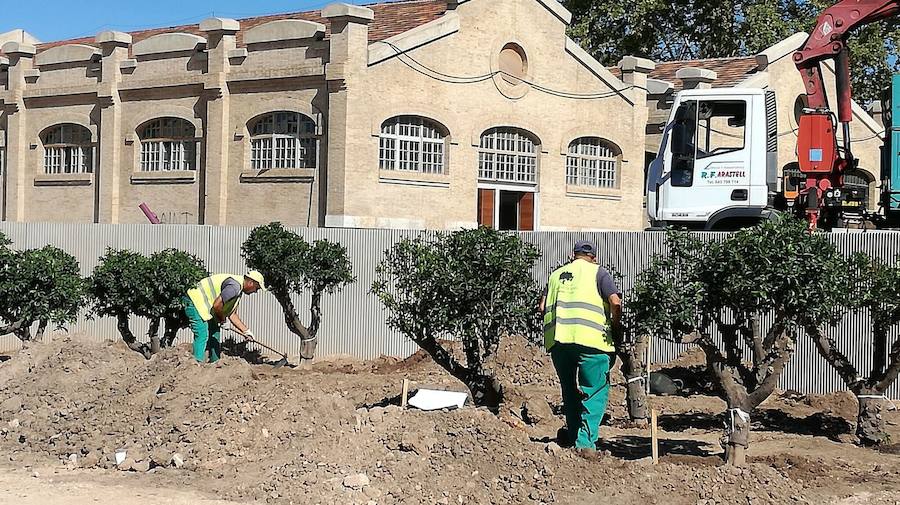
379, 116, 447, 174
139, 118, 197, 172
566, 137, 621, 189
844, 171, 871, 189
844, 169, 873, 206
42, 124, 93, 174
249, 112, 317, 170
478, 127, 538, 183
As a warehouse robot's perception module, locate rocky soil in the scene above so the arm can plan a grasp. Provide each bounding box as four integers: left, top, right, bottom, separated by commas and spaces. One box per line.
0, 335, 898, 504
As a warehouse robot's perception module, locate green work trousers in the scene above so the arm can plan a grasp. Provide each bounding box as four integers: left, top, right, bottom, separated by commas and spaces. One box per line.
551, 343, 613, 450
182, 296, 222, 363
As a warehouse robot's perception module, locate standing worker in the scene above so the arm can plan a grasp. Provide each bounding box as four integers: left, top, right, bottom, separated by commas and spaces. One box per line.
183, 271, 266, 363
540, 240, 622, 452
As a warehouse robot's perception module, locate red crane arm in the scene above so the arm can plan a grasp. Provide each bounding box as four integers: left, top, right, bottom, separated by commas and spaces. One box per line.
793, 0, 900, 121
790, 0, 899, 229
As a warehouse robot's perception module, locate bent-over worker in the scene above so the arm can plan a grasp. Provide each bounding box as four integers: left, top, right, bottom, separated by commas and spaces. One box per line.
183, 271, 266, 363
540, 240, 622, 451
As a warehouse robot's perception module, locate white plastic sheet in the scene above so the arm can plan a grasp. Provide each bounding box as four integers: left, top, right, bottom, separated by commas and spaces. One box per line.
407, 389, 468, 411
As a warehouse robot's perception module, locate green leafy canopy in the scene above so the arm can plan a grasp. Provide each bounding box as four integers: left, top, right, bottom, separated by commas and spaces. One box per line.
241, 222, 355, 297
0, 234, 85, 335
372, 227, 543, 365
564, 0, 900, 103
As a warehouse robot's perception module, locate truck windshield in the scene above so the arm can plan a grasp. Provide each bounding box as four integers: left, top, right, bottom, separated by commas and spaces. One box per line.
669, 99, 747, 187
697, 101, 746, 159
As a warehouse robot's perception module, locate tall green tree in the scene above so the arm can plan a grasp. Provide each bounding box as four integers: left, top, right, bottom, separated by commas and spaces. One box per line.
564, 0, 900, 103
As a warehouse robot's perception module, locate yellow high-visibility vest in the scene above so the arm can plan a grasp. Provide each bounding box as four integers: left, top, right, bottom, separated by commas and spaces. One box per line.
543, 259, 614, 352
186, 274, 244, 322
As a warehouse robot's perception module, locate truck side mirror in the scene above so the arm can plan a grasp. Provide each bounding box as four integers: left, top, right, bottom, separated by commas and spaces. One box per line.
671, 101, 697, 156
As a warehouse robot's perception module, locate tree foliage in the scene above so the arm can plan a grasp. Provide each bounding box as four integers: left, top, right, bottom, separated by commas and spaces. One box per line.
371, 227, 542, 409
0, 244, 86, 341
241, 222, 354, 359
629, 216, 847, 464
564, 0, 900, 103
87, 248, 207, 357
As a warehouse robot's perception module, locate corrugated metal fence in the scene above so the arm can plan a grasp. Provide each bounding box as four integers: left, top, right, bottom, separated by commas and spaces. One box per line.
0, 222, 898, 398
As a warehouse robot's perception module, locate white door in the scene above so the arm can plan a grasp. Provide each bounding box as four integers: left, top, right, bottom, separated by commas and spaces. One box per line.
661, 99, 752, 222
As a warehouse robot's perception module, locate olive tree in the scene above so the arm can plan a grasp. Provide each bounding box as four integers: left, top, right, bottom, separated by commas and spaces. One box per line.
241, 223, 354, 360
0, 241, 85, 341
371, 227, 542, 409
806, 254, 900, 445
630, 217, 846, 465
88, 248, 207, 357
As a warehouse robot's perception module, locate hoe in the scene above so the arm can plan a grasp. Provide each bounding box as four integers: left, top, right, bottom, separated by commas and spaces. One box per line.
225, 327, 291, 369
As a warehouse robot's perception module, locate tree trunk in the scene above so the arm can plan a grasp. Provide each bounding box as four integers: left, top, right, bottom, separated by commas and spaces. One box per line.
148, 318, 161, 355
856, 390, 890, 446
0, 318, 27, 338
301, 292, 322, 360
117, 313, 150, 359
415, 333, 502, 410
35, 320, 48, 340
161, 318, 180, 348
466, 372, 503, 411
299, 336, 318, 361
14, 325, 32, 342
724, 406, 751, 466
873, 325, 888, 377
621, 334, 649, 426
272, 288, 316, 359
698, 338, 753, 466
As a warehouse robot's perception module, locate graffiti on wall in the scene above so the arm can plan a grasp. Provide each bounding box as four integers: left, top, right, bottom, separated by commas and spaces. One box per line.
157, 211, 196, 225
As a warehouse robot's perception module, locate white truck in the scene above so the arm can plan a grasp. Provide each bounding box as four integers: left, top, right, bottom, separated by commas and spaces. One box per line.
645, 86, 874, 230
646, 88, 782, 230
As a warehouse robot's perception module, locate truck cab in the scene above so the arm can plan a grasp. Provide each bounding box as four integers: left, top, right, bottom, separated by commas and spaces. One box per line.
647, 88, 779, 230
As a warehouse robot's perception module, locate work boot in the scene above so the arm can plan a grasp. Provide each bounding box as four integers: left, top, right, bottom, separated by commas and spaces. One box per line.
556, 427, 574, 448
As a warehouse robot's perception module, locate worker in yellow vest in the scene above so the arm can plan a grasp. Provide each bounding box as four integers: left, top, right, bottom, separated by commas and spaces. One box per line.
183, 271, 266, 363
540, 240, 622, 451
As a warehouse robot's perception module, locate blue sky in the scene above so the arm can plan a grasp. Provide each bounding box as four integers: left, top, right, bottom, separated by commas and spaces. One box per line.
1, 0, 377, 43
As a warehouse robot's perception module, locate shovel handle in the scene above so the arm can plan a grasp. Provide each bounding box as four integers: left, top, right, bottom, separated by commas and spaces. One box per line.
223, 327, 286, 358
251, 340, 286, 359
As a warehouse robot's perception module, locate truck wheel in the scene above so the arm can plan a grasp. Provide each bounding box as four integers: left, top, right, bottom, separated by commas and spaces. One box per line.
709, 217, 761, 231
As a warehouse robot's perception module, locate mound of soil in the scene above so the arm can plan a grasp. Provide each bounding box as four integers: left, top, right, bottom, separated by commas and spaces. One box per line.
0, 336, 898, 504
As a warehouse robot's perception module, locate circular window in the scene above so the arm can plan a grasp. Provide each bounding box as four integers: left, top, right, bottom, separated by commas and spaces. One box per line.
499, 43, 527, 85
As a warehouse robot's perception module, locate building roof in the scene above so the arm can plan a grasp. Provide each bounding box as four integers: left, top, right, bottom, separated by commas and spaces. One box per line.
34, 0, 448, 54
652, 57, 759, 88
610, 56, 760, 91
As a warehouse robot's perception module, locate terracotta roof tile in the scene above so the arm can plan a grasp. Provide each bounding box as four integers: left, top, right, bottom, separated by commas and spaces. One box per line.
608, 56, 760, 91
35, 0, 447, 53
652, 57, 759, 88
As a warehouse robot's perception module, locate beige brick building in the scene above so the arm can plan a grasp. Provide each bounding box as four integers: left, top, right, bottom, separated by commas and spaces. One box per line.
0, 0, 652, 231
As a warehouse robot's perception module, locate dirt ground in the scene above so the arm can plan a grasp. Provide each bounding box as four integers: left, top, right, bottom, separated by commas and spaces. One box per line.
1, 335, 899, 505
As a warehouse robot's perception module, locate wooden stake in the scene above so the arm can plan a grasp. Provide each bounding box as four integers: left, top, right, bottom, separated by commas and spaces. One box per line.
646, 335, 653, 395
651, 409, 659, 465
401, 379, 410, 408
